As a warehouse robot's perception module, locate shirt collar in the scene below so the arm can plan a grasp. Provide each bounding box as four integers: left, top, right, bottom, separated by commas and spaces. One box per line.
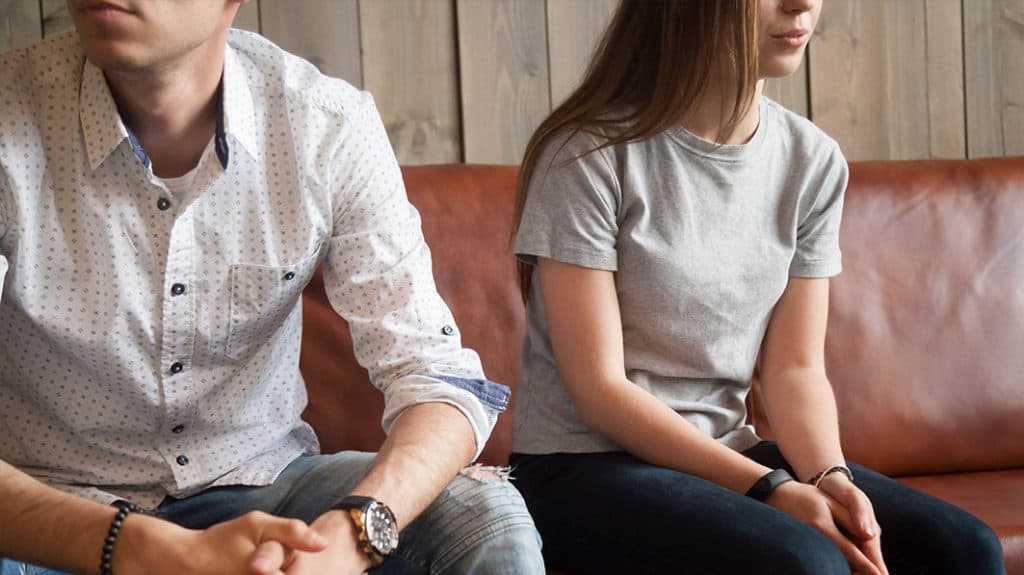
79, 58, 138, 171
221, 42, 258, 163
78, 42, 257, 172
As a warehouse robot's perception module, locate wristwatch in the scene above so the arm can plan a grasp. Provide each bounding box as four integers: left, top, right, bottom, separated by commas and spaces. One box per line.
334, 495, 399, 567
745, 469, 795, 502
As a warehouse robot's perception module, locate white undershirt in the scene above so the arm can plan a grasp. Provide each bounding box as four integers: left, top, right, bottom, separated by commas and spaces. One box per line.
155, 163, 200, 205
153, 137, 214, 205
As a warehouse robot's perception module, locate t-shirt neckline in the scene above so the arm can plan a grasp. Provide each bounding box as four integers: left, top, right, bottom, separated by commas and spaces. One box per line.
666, 97, 770, 161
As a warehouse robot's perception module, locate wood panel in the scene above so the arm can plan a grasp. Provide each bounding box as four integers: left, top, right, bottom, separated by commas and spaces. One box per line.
965, 0, 1024, 158
457, 0, 550, 164
810, 0, 965, 161
545, 0, 617, 108
40, 0, 72, 38
0, 0, 40, 51
234, 1, 261, 33
924, 0, 966, 158
360, 0, 460, 165
2, 0, 1018, 163
260, 0, 362, 88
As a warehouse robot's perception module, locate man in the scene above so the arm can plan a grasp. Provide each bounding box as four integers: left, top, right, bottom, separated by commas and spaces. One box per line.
0, 1, 544, 573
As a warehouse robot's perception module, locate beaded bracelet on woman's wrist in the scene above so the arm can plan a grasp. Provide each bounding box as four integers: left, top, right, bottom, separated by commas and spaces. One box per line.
807, 464, 854, 488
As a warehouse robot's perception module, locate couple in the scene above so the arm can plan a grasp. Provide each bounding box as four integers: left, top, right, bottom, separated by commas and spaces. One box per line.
0, 1, 1003, 574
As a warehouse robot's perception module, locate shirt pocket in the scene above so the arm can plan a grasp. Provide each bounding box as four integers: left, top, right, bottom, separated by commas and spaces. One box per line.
226, 249, 321, 360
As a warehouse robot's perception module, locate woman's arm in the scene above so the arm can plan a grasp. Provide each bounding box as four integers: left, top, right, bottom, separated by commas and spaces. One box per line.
759, 277, 844, 481
539, 259, 886, 575
537, 257, 771, 493
760, 277, 887, 573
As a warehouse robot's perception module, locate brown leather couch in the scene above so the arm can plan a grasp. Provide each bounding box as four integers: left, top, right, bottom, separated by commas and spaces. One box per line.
300, 160, 1024, 573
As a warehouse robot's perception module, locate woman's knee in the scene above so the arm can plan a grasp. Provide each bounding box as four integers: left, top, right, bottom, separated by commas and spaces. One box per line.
931, 516, 1005, 574
761, 524, 851, 575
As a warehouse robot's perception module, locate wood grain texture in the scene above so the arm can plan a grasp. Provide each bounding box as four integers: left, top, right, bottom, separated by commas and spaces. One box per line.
545, 0, 617, 107
360, 0, 460, 164
965, 0, 1024, 158
260, 0, 362, 87
457, 0, 550, 164
0, 0, 40, 51
40, 0, 72, 38
810, 0, 965, 161
925, 0, 966, 158
233, 1, 261, 33
763, 58, 809, 118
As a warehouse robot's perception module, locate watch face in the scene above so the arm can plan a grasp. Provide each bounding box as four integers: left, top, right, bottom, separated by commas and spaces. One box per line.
364, 501, 399, 554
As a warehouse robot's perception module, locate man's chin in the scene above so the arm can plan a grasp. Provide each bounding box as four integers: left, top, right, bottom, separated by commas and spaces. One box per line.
80, 44, 151, 72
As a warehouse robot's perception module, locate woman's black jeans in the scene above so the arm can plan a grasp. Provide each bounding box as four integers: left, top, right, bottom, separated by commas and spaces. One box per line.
511, 442, 1005, 574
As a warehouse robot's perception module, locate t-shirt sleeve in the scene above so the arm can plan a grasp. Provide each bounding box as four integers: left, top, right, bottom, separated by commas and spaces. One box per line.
514, 130, 621, 271
789, 143, 848, 278
0, 168, 9, 301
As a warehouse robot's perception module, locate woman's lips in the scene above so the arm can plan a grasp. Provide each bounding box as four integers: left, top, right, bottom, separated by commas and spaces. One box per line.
771, 29, 809, 48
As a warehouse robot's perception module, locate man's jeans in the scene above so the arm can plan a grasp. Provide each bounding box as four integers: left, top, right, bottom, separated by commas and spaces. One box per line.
1, 451, 544, 574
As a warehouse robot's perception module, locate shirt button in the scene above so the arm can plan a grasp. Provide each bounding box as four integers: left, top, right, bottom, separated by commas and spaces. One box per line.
170, 283, 186, 296
170, 362, 184, 374
157, 198, 171, 211
176, 455, 189, 466
171, 425, 185, 434
283, 271, 295, 281
441, 324, 455, 336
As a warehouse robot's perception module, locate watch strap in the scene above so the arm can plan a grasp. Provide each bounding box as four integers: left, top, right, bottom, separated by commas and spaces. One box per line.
333, 495, 391, 567
745, 468, 795, 502
334, 495, 378, 511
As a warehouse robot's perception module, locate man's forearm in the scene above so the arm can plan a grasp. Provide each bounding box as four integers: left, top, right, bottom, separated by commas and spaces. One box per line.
761, 368, 846, 482
0, 458, 119, 574
345, 401, 477, 529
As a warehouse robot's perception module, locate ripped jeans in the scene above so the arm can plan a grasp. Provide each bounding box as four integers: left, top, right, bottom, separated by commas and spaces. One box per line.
0, 452, 544, 575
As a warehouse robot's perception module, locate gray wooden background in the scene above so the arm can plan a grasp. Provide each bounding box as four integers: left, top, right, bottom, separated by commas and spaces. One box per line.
1, 0, 1022, 165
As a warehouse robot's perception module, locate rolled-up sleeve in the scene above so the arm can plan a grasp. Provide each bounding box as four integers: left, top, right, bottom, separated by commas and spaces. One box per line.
321, 92, 507, 460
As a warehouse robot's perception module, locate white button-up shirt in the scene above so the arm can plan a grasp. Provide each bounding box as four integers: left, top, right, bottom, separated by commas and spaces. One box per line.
0, 30, 508, 509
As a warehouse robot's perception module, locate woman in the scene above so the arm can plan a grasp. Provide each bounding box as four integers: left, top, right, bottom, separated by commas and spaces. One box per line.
510, 1, 1005, 573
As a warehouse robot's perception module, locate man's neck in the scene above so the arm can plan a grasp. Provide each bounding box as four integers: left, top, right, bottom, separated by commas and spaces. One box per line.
103, 36, 227, 178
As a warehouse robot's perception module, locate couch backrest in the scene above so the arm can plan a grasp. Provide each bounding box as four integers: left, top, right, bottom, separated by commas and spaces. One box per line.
752, 158, 1024, 476
302, 159, 1024, 476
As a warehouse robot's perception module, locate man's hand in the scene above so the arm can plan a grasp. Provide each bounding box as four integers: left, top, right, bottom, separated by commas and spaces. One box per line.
257, 510, 372, 574
114, 511, 328, 575
767, 480, 889, 575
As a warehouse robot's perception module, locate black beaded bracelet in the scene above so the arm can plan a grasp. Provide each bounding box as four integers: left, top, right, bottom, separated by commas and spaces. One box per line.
100, 501, 144, 575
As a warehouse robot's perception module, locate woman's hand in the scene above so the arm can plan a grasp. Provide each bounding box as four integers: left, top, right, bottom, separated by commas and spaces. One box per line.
817, 473, 887, 575
767, 480, 888, 575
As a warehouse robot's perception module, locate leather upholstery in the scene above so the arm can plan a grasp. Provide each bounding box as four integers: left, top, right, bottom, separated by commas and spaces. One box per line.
299, 160, 1024, 572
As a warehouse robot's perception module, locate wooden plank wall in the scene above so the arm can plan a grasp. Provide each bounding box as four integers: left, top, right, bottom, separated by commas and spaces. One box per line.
1, 0, 1021, 163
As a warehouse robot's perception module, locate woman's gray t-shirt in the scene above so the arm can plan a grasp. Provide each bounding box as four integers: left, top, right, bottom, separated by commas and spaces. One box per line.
513, 97, 848, 454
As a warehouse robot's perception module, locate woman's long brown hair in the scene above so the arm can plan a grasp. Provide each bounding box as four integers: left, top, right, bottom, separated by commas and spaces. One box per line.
513, 0, 760, 299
